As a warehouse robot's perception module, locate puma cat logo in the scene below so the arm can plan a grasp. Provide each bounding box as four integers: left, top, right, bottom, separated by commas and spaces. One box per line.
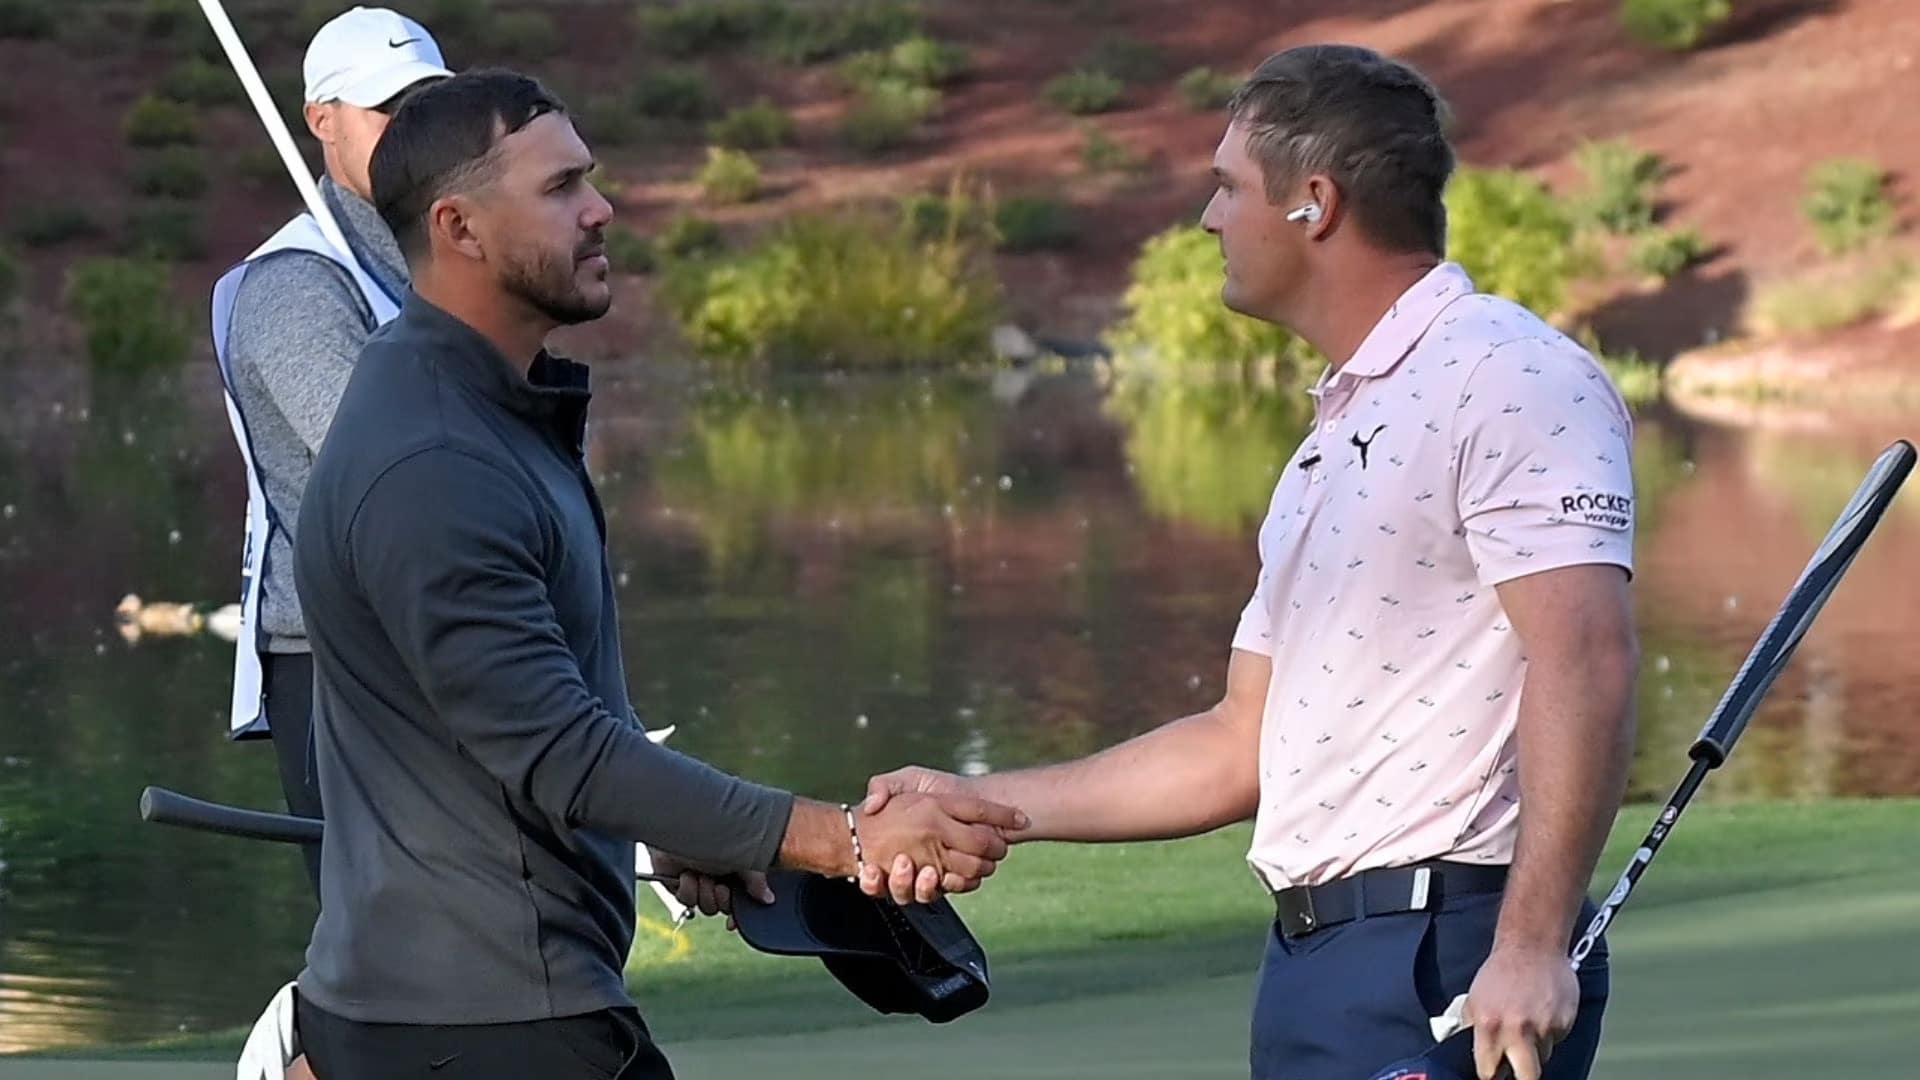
1350, 424, 1386, 468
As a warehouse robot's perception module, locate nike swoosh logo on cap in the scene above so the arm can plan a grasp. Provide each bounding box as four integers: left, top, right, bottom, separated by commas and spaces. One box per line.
388, 36, 418, 47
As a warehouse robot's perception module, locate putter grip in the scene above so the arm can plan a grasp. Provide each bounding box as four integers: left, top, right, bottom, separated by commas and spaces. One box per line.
140, 785, 323, 845
1690, 438, 1915, 765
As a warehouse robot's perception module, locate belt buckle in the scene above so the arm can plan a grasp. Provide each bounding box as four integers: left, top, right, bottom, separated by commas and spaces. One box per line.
1276, 884, 1318, 937
1409, 866, 1433, 911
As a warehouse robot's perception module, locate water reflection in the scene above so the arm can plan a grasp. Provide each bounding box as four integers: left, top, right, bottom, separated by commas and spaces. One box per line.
1, 362, 1917, 1052
645, 376, 992, 576
1103, 364, 1312, 535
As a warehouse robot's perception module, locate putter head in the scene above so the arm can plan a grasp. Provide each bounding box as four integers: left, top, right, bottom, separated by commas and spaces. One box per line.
729, 869, 990, 1023
1366, 1028, 1479, 1080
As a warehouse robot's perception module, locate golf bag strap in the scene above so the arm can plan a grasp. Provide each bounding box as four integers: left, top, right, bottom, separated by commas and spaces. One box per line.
1272, 860, 1509, 939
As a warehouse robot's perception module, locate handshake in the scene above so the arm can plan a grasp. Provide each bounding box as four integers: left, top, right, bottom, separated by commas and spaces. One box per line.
851, 765, 1022, 905
654, 765, 1022, 917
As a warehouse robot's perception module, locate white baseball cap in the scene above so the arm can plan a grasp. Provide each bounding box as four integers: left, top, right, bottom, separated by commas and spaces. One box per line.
303, 6, 452, 108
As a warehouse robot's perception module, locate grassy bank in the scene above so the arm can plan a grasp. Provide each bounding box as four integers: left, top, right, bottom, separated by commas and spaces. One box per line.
665, 796, 1918, 1044
15, 798, 1919, 1068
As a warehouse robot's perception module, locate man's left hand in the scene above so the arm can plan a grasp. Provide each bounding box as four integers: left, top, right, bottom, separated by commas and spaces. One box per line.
1464, 943, 1578, 1080
649, 850, 774, 927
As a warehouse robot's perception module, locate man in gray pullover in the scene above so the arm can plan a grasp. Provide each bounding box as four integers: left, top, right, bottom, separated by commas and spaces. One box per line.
288, 69, 1024, 1077
212, 6, 450, 894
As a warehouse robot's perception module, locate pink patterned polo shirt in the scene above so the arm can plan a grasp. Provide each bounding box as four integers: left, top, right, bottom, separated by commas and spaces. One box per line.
1232, 262, 1635, 891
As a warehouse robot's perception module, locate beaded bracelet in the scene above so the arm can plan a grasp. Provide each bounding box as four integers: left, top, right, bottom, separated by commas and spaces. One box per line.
839, 802, 865, 883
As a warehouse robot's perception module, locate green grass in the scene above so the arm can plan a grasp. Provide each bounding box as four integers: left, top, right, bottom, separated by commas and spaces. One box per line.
17, 798, 1919, 1077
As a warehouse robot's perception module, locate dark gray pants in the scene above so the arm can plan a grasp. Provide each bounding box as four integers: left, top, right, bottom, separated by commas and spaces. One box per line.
297, 996, 676, 1079
1251, 890, 1610, 1079
263, 651, 322, 896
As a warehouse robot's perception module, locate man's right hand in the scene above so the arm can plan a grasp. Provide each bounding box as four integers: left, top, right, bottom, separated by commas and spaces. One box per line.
855, 788, 1023, 903
860, 767, 999, 904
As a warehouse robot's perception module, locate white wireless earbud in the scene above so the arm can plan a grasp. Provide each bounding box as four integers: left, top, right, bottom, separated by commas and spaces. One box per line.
1286, 203, 1323, 224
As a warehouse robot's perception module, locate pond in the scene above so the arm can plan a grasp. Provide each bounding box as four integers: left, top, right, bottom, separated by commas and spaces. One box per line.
2, 355, 1916, 1053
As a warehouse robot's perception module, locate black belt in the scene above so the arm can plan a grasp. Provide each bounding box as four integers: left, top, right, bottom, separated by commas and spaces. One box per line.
1272, 861, 1509, 939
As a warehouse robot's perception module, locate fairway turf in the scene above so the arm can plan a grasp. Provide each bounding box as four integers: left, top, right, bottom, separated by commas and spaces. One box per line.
5, 800, 1915, 1079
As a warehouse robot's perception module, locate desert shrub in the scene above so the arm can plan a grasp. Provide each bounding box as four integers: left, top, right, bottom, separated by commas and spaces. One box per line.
1176, 66, 1238, 111
1571, 328, 1665, 406
132, 146, 209, 199
578, 95, 643, 147
64, 257, 189, 371
659, 214, 724, 258
760, 0, 918, 65
1081, 34, 1165, 83
899, 183, 997, 248
485, 10, 559, 58
1105, 224, 1316, 368
842, 33, 967, 90
637, 0, 768, 56
878, 33, 966, 86
160, 57, 243, 105
234, 147, 289, 187
697, 146, 761, 203
631, 66, 718, 123
1802, 157, 1897, 255
1888, 273, 1920, 330
124, 95, 199, 147
639, 0, 916, 64
1619, 0, 1731, 50
1574, 139, 1664, 234
1042, 69, 1123, 115
1444, 165, 1588, 317
263, 69, 309, 133
606, 226, 657, 274
994, 196, 1076, 252
708, 99, 793, 149
1079, 125, 1140, 174
124, 202, 205, 261
660, 207, 1000, 368
1628, 225, 1707, 279
294, 0, 341, 40
840, 79, 939, 153
849, 36, 964, 87
417, 0, 493, 44
1747, 257, 1915, 337
0, 244, 19, 306
1597, 346, 1663, 406
0, 0, 56, 39
13, 203, 103, 248
141, 0, 197, 38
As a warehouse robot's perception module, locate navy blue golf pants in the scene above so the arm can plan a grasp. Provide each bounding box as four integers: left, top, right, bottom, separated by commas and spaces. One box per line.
1250, 890, 1609, 1080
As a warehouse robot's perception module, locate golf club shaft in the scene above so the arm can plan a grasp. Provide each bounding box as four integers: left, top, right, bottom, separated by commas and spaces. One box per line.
1568, 437, 1914, 970
1408, 439, 1914, 1077
140, 785, 683, 887
1566, 758, 1706, 969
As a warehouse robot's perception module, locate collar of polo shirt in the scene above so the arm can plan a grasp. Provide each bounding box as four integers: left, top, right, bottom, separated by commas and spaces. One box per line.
1332, 262, 1476, 382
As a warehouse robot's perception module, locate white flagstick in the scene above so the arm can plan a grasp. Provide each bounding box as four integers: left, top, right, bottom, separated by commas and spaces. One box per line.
639, 726, 695, 926
193, 0, 352, 262
194, 8, 352, 1077
193, 0, 694, 933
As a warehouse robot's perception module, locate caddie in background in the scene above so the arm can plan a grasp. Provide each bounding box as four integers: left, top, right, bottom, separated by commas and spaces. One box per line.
210, 10, 448, 1078
210, 5, 449, 894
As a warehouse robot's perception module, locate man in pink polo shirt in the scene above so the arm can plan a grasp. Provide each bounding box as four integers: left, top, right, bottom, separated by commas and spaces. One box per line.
862, 43, 1639, 1080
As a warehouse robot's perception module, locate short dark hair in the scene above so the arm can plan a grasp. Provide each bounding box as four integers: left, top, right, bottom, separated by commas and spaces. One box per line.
1226, 45, 1454, 255
369, 68, 568, 260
